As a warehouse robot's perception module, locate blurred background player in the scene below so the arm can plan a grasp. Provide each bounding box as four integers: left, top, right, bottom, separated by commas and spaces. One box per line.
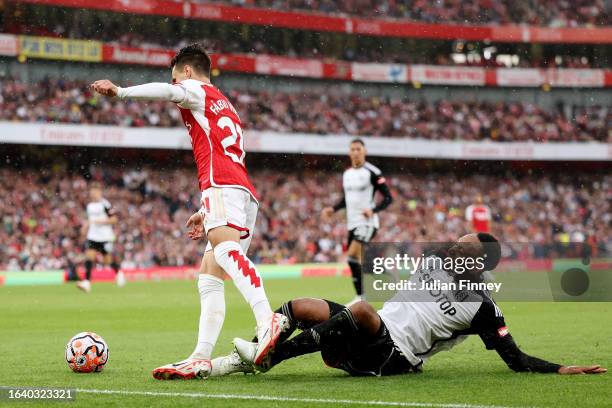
465, 196, 492, 233
322, 139, 392, 304
77, 183, 125, 293
91, 43, 287, 380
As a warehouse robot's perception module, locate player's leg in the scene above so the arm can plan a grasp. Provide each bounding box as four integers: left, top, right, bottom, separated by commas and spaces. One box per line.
84, 247, 97, 281
234, 298, 346, 371
152, 249, 224, 380
266, 300, 379, 370
191, 249, 226, 360
76, 244, 98, 293
210, 349, 255, 377
103, 245, 125, 287
346, 226, 377, 303
346, 237, 364, 302
250, 297, 336, 342
205, 188, 287, 365
329, 301, 417, 376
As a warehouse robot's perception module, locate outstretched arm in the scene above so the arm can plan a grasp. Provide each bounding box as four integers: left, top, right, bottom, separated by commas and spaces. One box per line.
475, 302, 606, 374
493, 334, 606, 374
493, 334, 560, 373
91, 79, 186, 103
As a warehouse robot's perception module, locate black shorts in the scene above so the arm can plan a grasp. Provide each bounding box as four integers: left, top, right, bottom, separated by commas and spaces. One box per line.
320, 301, 417, 377
86, 240, 113, 255
347, 225, 377, 246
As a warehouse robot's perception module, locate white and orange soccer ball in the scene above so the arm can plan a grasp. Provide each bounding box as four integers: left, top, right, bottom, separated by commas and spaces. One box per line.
65, 332, 109, 373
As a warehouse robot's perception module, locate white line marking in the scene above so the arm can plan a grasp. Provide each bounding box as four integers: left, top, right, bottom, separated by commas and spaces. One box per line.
74, 388, 525, 408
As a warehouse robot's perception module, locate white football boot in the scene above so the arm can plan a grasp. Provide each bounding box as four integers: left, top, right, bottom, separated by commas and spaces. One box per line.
152, 358, 212, 380
253, 312, 289, 366
210, 348, 255, 377
233, 338, 273, 373
76, 280, 91, 293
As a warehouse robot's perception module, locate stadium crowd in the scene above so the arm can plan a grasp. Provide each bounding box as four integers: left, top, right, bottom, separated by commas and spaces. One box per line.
1, 78, 609, 143
212, 0, 609, 27
1, 165, 609, 271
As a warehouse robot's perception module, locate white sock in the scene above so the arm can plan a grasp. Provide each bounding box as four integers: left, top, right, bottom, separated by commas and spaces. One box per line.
190, 274, 225, 360
213, 241, 272, 328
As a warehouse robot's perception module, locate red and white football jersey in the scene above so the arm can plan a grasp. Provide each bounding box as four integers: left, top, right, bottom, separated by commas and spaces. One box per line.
174, 79, 257, 199
465, 204, 491, 233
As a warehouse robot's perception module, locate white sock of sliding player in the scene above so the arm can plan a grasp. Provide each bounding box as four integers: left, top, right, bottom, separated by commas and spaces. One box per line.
213, 241, 273, 328
190, 274, 225, 360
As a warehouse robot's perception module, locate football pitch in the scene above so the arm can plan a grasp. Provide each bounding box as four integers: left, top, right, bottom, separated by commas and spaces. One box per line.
1, 277, 610, 408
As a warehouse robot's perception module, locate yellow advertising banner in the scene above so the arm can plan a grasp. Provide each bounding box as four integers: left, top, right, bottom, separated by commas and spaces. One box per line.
19, 36, 102, 62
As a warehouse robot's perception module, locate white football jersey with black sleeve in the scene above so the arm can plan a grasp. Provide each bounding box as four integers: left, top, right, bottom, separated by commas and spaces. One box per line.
86, 199, 116, 243
342, 162, 385, 230
377, 257, 506, 367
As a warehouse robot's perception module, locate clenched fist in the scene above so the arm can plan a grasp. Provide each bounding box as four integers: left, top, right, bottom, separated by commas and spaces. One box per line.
91, 80, 119, 97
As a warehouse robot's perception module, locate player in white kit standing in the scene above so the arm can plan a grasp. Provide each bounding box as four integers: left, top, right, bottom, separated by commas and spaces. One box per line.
77, 182, 125, 293
322, 139, 392, 303
91, 43, 288, 380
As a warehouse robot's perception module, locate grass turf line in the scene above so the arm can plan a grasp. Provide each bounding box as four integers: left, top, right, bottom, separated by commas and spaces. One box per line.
0, 277, 610, 408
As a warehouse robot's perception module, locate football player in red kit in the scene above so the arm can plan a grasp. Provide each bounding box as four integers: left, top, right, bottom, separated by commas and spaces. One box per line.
466, 195, 492, 233
91, 43, 288, 380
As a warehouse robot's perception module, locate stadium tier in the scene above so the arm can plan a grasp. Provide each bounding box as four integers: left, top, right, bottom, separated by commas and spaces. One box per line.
201, 0, 611, 27
1, 162, 609, 271
0, 78, 609, 142
2, 0, 611, 72
3, 15, 608, 68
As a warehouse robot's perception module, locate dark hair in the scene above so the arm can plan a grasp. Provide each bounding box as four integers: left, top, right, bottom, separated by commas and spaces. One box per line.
350, 138, 365, 146
170, 43, 212, 77
477, 233, 501, 271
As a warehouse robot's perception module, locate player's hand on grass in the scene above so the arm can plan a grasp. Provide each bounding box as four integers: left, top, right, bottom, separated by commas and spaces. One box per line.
186, 212, 205, 240
362, 208, 373, 218
321, 206, 334, 219
91, 80, 119, 97
558, 365, 607, 374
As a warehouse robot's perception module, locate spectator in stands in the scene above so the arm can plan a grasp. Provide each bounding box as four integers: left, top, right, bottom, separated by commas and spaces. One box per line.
0, 78, 609, 143
0, 165, 609, 270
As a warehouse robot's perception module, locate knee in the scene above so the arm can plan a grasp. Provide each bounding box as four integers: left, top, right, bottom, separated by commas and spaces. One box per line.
291, 298, 329, 323
349, 301, 378, 326
213, 241, 241, 264
198, 274, 224, 294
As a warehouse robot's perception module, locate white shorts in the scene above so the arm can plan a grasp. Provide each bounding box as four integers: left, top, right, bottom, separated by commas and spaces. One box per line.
201, 187, 258, 253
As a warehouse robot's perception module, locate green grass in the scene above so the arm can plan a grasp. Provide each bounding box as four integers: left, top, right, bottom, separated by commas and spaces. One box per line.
0, 277, 610, 407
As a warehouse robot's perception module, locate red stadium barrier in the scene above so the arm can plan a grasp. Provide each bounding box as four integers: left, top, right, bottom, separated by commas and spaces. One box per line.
5, 34, 611, 88
69, 266, 199, 282
16, 0, 612, 44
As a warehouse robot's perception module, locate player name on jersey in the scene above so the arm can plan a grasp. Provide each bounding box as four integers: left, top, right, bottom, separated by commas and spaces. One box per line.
209, 98, 238, 116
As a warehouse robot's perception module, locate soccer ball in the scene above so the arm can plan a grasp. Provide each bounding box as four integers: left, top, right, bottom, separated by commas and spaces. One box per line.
65, 332, 109, 373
